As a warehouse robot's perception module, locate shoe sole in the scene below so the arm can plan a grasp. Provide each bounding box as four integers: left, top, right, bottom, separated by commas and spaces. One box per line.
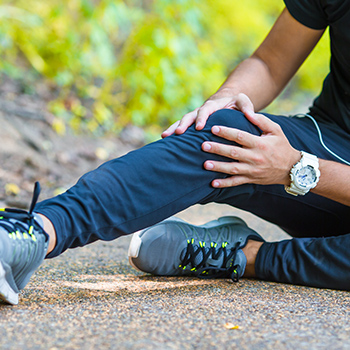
128, 216, 247, 272
0, 262, 18, 305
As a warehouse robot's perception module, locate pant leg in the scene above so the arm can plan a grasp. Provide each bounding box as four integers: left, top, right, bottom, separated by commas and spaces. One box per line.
35, 109, 350, 259
37, 109, 261, 258
255, 233, 350, 290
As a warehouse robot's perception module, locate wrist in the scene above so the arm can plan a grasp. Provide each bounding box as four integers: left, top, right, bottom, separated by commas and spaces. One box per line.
215, 86, 241, 97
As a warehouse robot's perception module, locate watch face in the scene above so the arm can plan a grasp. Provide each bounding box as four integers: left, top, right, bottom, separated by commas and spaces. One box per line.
296, 165, 317, 188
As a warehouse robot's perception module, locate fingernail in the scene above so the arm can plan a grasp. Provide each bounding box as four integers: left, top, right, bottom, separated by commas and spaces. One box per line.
205, 162, 214, 169
212, 126, 220, 134
202, 143, 211, 151
213, 181, 220, 187
196, 122, 203, 129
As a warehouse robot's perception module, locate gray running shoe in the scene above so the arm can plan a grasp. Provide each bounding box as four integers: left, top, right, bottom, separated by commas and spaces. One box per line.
128, 216, 264, 282
0, 182, 49, 305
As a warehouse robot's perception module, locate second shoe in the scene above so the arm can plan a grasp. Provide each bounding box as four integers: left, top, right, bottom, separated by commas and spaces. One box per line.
128, 216, 265, 282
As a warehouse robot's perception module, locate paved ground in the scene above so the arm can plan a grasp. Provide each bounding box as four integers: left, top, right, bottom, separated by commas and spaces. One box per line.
1, 203, 349, 350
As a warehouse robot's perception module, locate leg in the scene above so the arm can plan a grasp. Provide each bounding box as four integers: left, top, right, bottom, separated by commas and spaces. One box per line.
2, 109, 349, 305
1, 109, 270, 304
35, 109, 265, 258
38, 214, 56, 254
129, 220, 350, 291
126, 111, 350, 290
35, 109, 350, 258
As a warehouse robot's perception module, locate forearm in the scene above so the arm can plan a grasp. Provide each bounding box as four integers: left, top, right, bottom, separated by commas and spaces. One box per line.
215, 8, 324, 112
218, 56, 281, 112
312, 160, 350, 207
168, 9, 324, 138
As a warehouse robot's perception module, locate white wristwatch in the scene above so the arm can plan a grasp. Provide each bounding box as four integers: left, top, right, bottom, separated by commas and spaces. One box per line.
285, 151, 320, 196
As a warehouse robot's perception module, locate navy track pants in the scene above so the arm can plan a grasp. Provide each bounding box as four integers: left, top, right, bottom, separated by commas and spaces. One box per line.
35, 109, 350, 290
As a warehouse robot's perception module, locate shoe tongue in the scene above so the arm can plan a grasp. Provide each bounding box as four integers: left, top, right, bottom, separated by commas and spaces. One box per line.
180, 246, 231, 268
206, 256, 224, 268
180, 244, 247, 279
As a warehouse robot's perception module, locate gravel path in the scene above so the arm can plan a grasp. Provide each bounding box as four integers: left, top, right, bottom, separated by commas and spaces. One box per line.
1, 203, 349, 350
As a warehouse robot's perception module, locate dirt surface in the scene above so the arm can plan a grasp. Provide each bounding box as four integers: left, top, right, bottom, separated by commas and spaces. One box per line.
0, 87, 349, 349
0, 77, 144, 208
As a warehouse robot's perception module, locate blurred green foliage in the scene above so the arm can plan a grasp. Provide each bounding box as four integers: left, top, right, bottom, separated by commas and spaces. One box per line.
0, 0, 330, 136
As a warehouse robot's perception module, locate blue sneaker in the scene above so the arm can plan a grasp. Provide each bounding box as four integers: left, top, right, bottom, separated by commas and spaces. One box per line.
128, 216, 264, 282
0, 182, 49, 305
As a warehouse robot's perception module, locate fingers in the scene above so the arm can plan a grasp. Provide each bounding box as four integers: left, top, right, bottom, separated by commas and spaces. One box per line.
210, 125, 258, 148
195, 101, 220, 130
205, 160, 253, 188
175, 109, 199, 134
203, 157, 254, 188
162, 109, 199, 138
211, 176, 249, 188
202, 141, 250, 161
162, 100, 224, 138
161, 120, 180, 138
235, 93, 255, 118
195, 94, 254, 130
244, 113, 281, 134
162, 93, 258, 138
203, 159, 251, 176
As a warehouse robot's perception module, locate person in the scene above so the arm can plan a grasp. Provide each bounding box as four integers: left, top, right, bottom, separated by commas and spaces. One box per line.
1, 0, 350, 305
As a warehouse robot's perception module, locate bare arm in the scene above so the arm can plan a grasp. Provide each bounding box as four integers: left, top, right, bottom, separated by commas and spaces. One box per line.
163, 8, 325, 137
312, 160, 350, 206
219, 8, 325, 111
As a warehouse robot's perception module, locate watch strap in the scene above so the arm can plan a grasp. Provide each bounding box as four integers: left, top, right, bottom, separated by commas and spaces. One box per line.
285, 151, 320, 196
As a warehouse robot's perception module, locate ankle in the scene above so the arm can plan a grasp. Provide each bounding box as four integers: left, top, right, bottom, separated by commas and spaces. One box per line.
37, 214, 57, 255
241, 240, 264, 278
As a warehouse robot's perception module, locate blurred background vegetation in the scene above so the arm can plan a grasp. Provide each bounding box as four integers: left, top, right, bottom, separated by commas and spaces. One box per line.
0, 0, 330, 139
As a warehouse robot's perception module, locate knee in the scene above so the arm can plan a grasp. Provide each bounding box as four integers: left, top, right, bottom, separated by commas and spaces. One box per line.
206, 109, 260, 135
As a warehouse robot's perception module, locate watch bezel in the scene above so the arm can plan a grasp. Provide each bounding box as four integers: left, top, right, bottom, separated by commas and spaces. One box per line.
294, 164, 318, 190
285, 151, 320, 196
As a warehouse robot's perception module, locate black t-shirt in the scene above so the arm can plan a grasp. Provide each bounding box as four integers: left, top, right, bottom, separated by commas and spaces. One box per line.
284, 0, 350, 133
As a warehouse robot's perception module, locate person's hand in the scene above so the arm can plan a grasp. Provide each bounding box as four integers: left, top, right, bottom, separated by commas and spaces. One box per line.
161, 91, 255, 138
201, 113, 301, 188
